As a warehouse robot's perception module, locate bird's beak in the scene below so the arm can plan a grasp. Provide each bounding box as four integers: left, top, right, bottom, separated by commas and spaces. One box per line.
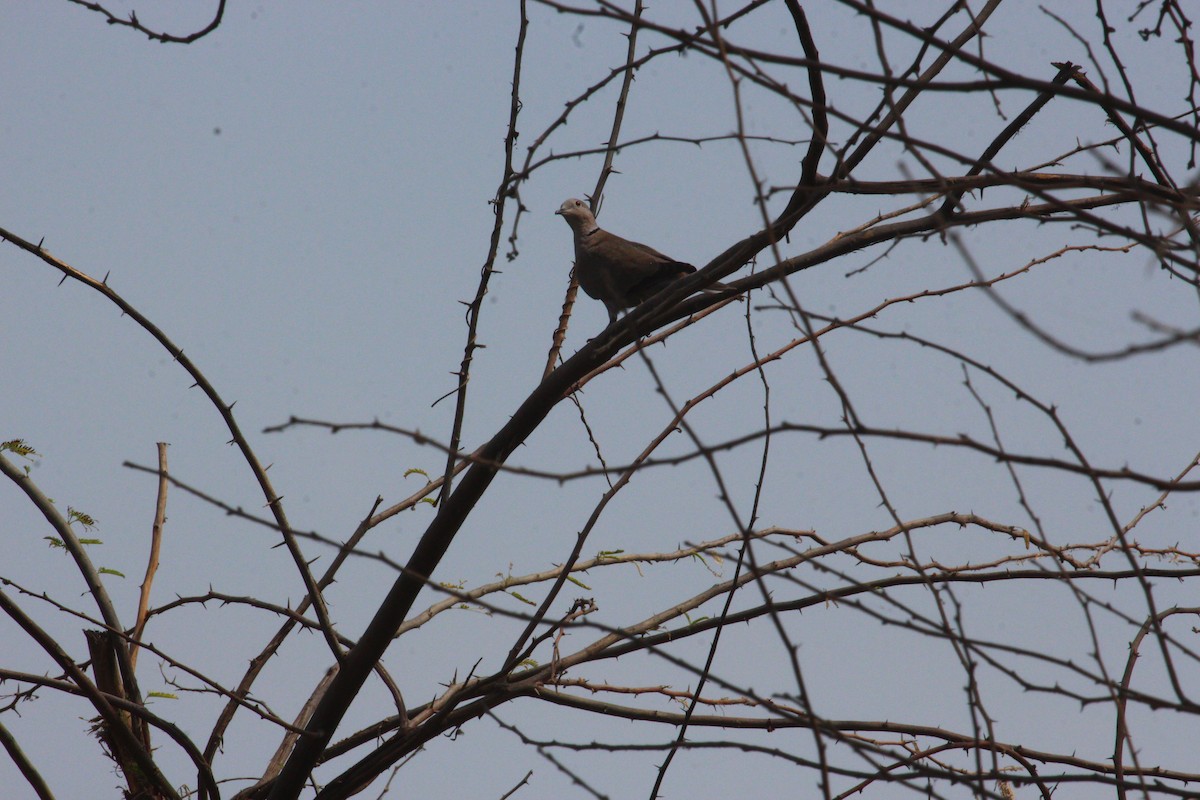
554, 208, 563, 215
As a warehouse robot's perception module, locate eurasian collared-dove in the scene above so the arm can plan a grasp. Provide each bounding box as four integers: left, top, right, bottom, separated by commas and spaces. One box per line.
555, 197, 720, 325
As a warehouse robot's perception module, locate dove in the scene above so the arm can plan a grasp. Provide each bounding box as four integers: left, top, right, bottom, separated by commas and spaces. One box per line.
555, 197, 723, 325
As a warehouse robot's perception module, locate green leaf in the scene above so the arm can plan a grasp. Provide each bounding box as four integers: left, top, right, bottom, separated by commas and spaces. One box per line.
1, 439, 38, 458
67, 508, 98, 529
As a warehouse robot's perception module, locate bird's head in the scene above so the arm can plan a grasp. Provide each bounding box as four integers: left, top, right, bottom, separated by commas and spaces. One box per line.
555, 197, 596, 231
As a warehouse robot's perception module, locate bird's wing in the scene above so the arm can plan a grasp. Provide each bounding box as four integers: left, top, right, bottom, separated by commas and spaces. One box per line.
625, 261, 695, 304
603, 233, 695, 303
577, 227, 698, 314
622, 238, 679, 264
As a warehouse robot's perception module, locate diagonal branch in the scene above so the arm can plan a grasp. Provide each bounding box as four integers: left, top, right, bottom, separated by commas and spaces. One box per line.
0, 226, 342, 664
67, 0, 226, 43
